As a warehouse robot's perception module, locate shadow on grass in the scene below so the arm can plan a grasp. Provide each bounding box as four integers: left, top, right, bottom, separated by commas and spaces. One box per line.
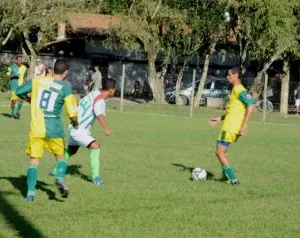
1, 113, 12, 118
67, 165, 90, 182
0, 191, 45, 238
172, 163, 215, 181
0, 175, 63, 202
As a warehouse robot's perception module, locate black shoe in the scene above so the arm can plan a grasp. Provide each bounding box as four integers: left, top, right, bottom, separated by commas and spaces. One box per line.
55, 180, 69, 198
15, 112, 20, 119
231, 180, 240, 185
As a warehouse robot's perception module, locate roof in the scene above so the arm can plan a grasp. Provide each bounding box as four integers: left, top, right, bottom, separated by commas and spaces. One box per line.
67, 13, 118, 32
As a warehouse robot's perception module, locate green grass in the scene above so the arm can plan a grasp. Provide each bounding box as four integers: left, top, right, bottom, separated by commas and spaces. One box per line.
1, 94, 300, 237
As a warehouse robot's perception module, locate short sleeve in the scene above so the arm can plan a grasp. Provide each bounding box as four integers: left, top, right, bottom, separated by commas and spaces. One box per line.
16, 80, 32, 99
238, 91, 256, 106
94, 99, 106, 117
64, 94, 78, 118
7, 66, 12, 76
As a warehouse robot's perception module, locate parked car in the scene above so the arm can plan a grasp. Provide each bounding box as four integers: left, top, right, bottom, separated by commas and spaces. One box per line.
165, 78, 231, 106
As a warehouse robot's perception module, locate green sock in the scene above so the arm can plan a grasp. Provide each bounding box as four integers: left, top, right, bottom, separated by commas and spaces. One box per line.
223, 165, 238, 182
27, 164, 38, 196
16, 102, 23, 113
52, 150, 72, 173
11, 108, 15, 116
56, 160, 67, 182
89, 149, 101, 179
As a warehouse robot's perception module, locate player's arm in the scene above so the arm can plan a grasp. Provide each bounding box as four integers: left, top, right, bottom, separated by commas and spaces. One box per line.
97, 115, 112, 136
238, 91, 256, 135
7, 66, 18, 79
64, 94, 79, 129
209, 114, 226, 126
94, 100, 112, 136
15, 80, 32, 103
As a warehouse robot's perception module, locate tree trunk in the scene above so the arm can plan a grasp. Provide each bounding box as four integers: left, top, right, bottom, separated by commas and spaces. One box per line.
280, 59, 290, 114
249, 50, 284, 99
175, 59, 187, 105
147, 45, 166, 104
23, 29, 37, 79
193, 41, 217, 108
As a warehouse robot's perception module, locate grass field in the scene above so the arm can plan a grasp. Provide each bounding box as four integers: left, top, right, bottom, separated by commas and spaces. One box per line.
1, 94, 300, 237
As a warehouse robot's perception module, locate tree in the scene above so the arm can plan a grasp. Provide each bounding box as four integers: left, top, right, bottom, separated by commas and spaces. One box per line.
224, 0, 299, 99
106, 0, 186, 103
0, 0, 97, 77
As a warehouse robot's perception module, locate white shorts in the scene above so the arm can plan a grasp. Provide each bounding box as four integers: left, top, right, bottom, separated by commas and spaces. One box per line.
68, 127, 95, 148
296, 99, 300, 107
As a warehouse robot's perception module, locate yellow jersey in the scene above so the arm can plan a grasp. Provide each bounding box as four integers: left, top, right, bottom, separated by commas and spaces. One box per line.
16, 76, 78, 138
221, 84, 255, 134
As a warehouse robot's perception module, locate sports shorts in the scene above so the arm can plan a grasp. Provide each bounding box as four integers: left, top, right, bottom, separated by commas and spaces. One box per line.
68, 127, 95, 148
217, 131, 240, 147
26, 136, 64, 158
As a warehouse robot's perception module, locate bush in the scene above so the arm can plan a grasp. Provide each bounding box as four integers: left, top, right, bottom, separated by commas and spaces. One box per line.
0, 64, 9, 92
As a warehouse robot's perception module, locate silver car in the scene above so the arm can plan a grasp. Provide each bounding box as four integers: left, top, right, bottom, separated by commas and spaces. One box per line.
165, 78, 231, 106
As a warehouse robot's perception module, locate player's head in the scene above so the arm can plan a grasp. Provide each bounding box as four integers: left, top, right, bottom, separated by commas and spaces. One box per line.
54, 59, 69, 79
227, 66, 242, 84
102, 78, 116, 97
94, 65, 100, 71
36, 58, 42, 66
16, 56, 22, 66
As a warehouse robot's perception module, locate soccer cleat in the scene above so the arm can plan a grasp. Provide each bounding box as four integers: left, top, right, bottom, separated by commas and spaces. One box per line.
92, 177, 104, 185
49, 170, 57, 176
15, 112, 20, 119
25, 195, 35, 203
10, 115, 15, 119
55, 180, 69, 198
231, 180, 240, 185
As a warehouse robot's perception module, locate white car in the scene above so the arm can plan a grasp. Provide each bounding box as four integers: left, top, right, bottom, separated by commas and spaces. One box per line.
165, 78, 231, 106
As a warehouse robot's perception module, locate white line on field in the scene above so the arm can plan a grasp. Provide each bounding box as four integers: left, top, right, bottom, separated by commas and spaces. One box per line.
107, 110, 300, 128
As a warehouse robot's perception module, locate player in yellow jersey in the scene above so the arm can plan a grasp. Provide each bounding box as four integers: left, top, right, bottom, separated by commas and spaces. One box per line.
16, 59, 79, 202
7, 56, 27, 119
209, 66, 256, 185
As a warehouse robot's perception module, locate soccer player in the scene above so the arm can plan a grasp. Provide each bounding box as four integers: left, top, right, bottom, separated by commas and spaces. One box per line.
16, 59, 78, 202
7, 56, 27, 119
209, 66, 256, 185
50, 78, 116, 185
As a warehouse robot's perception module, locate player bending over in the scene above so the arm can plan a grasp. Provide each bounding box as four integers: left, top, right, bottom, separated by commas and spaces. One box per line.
16, 59, 78, 202
50, 78, 116, 185
209, 66, 256, 185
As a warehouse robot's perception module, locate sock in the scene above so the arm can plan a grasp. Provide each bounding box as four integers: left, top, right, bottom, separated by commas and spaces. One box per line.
11, 108, 15, 116
52, 150, 72, 173
27, 164, 38, 196
223, 165, 238, 182
56, 160, 67, 182
16, 102, 23, 113
89, 149, 101, 179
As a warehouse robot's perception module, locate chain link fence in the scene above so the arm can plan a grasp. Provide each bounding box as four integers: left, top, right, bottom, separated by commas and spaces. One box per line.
71, 62, 300, 123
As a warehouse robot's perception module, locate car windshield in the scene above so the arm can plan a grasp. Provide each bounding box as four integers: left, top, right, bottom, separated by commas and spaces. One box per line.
215, 81, 230, 90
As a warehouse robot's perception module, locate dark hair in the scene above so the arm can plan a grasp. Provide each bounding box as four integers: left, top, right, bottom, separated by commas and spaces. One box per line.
16, 56, 22, 60
54, 59, 69, 74
102, 78, 116, 90
229, 66, 242, 79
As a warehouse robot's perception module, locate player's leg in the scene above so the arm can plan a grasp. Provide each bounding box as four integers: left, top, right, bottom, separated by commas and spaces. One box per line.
50, 145, 79, 176
15, 99, 23, 119
54, 153, 69, 198
10, 99, 16, 118
216, 131, 239, 185
47, 138, 70, 198
87, 141, 103, 185
25, 137, 44, 202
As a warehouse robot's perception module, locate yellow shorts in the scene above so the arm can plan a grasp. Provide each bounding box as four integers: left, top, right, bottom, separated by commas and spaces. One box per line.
26, 137, 64, 158
11, 91, 19, 101
217, 131, 240, 144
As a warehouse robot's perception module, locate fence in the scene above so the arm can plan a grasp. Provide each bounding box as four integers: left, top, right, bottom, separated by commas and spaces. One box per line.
71, 63, 299, 123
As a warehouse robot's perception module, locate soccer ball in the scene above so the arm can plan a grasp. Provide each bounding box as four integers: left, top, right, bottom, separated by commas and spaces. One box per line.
192, 168, 207, 181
